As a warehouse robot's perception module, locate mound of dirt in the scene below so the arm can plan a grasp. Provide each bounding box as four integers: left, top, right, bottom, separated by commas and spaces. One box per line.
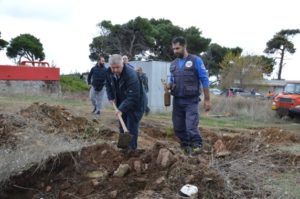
255, 128, 300, 144
0, 114, 26, 148
20, 103, 89, 134
0, 143, 228, 199
140, 122, 176, 140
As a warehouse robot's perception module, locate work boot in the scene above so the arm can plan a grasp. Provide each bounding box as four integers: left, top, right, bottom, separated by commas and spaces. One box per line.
191, 144, 203, 156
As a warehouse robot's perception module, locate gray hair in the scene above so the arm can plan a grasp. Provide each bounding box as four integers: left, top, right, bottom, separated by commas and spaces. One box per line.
109, 54, 123, 65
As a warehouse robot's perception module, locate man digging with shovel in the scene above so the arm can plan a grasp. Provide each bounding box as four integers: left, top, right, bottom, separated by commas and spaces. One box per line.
106, 54, 145, 152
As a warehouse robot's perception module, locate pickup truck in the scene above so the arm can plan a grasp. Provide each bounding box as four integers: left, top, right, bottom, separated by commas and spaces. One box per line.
272, 81, 300, 117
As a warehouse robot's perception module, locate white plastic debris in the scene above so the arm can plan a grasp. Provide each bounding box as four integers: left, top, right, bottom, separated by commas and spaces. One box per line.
179, 184, 198, 197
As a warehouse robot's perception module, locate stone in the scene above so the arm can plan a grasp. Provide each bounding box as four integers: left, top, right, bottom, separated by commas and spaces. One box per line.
101, 150, 107, 156
109, 190, 118, 198
133, 160, 142, 174
113, 164, 130, 177
60, 181, 71, 190
86, 170, 108, 179
156, 148, 174, 168
184, 175, 195, 184
45, 185, 52, 192
155, 176, 165, 184
91, 179, 100, 186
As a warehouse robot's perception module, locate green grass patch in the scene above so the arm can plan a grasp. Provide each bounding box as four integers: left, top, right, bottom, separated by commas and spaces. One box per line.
0, 93, 86, 107
60, 74, 89, 92
200, 116, 268, 129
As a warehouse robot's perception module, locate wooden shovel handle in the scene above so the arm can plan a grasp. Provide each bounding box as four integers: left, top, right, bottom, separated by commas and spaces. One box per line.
112, 102, 129, 133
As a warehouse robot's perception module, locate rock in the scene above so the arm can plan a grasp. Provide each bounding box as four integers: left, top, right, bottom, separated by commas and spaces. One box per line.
45, 185, 52, 192
60, 181, 71, 190
155, 176, 165, 184
40, 182, 45, 188
184, 175, 195, 184
78, 182, 94, 196
156, 148, 174, 168
113, 164, 130, 177
213, 139, 231, 157
203, 177, 213, 182
133, 160, 142, 174
109, 190, 118, 198
86, 170, 108, 179
91, 179, 100, 186
144, 163, 149, 171
197, 156, 208, 165
101, 150, 107, 156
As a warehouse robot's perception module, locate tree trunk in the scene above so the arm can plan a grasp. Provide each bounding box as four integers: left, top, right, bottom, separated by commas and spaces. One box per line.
129, 34, 136, 59
278, 48, 285, 80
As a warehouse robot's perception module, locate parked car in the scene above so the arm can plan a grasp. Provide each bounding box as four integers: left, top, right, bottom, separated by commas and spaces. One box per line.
210, 88, 222, 95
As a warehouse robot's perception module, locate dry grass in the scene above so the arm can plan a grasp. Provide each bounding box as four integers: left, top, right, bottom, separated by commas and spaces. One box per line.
207, 95, 277, 122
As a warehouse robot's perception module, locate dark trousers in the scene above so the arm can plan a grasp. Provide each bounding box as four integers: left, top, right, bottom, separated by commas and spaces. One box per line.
119, 111, 142, 150
172, 98, 202, 147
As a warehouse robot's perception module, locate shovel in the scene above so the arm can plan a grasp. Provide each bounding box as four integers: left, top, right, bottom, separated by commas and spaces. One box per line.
112, 102, 133, 149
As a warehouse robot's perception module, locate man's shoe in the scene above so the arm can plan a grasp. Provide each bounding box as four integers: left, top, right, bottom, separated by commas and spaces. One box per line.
191, 145, 203, 155
95, 111, 100, 115
92, 107, 96, 113
181, 146, 192, 155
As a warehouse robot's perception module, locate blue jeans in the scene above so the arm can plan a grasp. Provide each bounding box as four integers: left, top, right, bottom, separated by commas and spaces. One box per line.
89, 87, 105, 112
172, 97, 202, 147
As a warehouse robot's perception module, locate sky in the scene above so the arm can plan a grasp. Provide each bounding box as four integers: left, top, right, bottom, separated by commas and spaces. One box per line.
0, 0, 299, 80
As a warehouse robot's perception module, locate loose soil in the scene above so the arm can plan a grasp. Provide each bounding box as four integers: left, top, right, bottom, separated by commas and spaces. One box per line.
0, 103, 299, 199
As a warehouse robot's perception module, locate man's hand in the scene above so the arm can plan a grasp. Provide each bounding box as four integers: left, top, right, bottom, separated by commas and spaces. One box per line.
164, 84, 171, 90
204, 99, 211, 112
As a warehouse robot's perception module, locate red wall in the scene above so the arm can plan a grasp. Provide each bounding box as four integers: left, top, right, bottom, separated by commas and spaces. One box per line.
0, 65, 60, 81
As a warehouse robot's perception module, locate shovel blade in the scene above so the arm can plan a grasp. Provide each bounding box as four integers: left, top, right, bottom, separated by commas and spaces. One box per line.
117, 133, 133, 149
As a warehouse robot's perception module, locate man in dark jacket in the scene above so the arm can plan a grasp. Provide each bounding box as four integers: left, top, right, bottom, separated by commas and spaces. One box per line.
106, 54, 145, 150
87, 56, 107, 115
136, 66, 150, 115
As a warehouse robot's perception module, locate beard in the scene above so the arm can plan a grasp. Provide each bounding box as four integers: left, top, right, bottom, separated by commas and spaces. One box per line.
175, 52, 184, 59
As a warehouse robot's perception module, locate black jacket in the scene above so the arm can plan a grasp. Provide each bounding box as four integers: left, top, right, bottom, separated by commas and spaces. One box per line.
138, 73, 149, 93
106, 65, 144, 114
88, 63, 106, 91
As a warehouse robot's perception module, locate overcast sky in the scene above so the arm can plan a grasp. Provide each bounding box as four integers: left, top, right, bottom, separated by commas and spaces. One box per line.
0, 0, 299, 80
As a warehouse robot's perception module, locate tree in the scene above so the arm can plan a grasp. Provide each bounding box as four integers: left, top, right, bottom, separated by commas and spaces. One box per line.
258, 55, 275, 76
149, 18, 184, 60
89, 17, 211, 61
0, 32, 8, 52
202, 44, 242, 79
149, 19, 211, 61
220, 53, 267, 89
264, 29, 300, 80
89, 17, 155, 61
6, 34, 45, 64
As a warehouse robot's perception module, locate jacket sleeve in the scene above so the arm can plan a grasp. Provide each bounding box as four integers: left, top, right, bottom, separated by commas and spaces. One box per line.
118, 73, 140, 113
195, 57, 209, 88
87, 68, 93, 85
105, 73, 114, 101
